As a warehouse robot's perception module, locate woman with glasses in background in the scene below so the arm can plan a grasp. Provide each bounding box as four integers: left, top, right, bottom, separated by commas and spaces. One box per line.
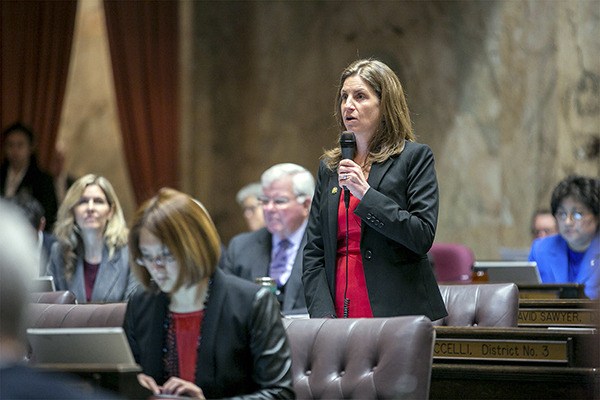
124, 188, 293, 399
529, 175, 600, 299
47, 174, 138, 303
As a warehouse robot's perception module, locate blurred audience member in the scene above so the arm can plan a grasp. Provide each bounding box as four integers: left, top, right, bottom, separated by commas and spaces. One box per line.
223, 163, 314, 315
236, 181, 265, 231
125, 188, 294, 399
0, 200, 117, 399
47, 174, 138, 303
529, 175, 599, 299
8, 192, 56, 276
531, 208, 558, 240
0, 122, 58, 231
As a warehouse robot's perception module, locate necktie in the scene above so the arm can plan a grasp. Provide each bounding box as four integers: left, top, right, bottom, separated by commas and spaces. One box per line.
269, 239, 292, 287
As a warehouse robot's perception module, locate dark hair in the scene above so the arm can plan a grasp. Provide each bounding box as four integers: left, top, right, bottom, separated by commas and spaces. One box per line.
550, 175, 600, 217
8, 192, 45, 229
1, 122, 35, 145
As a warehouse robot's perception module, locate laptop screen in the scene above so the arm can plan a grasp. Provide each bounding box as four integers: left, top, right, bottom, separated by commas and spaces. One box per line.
27, 327, 137, 366
473, 261, 541, 285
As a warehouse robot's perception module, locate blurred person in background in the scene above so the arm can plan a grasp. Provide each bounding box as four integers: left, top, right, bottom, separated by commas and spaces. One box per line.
0, 200, 117, 399
47, 174, 138, 303
531, 208, 558, 240
0, 122, 58, 231
236, 181, 265, 232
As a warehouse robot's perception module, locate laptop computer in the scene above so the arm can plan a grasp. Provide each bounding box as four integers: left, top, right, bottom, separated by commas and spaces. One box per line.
31, 276, 56, 292
27, 327, 137, 366
473, 261, 542, 285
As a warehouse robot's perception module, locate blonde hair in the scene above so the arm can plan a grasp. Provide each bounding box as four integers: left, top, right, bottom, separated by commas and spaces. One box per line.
53, 174, 128, 281
129, 188, 222, 292
323, 58, 415, 170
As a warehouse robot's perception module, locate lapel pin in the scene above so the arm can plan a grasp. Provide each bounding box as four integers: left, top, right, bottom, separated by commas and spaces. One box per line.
331, 187, 338, 194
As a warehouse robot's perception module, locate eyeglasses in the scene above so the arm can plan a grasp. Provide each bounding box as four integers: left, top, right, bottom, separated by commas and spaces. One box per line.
257, 195, 306, 207
554, 210, 588, 222
135, 252, 176, 267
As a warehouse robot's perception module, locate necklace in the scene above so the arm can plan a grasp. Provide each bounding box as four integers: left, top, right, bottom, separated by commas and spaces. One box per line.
162, 277, 212, 381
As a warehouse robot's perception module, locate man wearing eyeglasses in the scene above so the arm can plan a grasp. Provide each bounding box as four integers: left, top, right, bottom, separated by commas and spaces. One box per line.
529, 175, 600, 299
221, 163, 315, 315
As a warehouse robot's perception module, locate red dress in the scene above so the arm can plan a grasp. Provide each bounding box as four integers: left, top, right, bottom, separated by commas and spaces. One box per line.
335, 192, 373, 318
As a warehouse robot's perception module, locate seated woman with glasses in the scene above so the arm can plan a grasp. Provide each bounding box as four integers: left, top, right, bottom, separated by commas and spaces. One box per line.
47, 174, 138, 303
529, 175, 599, 299
124, 188, 294, 399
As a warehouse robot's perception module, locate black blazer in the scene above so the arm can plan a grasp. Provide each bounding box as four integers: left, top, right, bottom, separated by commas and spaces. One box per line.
0, 158, 58, 230
123, 268, 294, 399
303, 141, 447, 320
222, 227, 307, 314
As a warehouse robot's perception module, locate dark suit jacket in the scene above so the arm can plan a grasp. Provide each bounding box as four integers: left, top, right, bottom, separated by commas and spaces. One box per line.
303, 141, 447, 320
222, 227, 307, 315
47, 243, 139, 303
123, 268, 294, 399
529, 233, 600, 299
0, 158, 58, 230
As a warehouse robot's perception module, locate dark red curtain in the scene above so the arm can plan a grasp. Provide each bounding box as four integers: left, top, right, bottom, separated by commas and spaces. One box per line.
0, 0, 77, 169
103, 0, 179, 204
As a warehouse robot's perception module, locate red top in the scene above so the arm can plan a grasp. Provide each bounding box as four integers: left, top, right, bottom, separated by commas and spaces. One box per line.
172, 310, 204, 382
335, 192, 373, 318
83, 261, 100, 302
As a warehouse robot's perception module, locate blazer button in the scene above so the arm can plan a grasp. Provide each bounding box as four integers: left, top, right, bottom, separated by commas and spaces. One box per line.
364, 250, 372, 260
379, 222, 384, 228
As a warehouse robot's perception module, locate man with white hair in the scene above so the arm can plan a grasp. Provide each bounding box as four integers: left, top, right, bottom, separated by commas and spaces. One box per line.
222, 163, 315, 315
0, 200, 117, 399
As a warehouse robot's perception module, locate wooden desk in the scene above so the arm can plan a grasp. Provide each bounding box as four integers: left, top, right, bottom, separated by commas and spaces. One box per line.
518, 283, 586, 299
430, 326, 599, 399
519, 299, 599, 328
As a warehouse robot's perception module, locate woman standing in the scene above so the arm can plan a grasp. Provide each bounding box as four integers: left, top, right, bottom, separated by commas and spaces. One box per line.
124, 188, 293, 399
47, 174, 138, 303
303, 58, 447, 320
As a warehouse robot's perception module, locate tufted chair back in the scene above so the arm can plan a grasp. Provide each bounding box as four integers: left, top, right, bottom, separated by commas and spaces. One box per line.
29, 290, 77, 304
283, 316, 435, 400
434, 283, 519, 327
26, 302, 127, 328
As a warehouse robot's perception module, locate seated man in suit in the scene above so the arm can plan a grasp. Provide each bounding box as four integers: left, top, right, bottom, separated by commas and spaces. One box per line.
222, 163, 315, 315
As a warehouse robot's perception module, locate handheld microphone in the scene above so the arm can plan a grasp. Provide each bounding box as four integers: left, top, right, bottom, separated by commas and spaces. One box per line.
339, 131, 355, 318
339, 131, 356, 209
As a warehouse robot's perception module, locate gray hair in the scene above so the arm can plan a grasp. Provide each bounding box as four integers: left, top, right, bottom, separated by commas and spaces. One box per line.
235, 182, 263, 205
0, 200, 38, 341
261, 163, 315, 200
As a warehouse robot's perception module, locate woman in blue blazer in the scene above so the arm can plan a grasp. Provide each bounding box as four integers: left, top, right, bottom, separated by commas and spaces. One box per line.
125, 188, 293, 399
529, 175, 599, 299
303, 59, 447, 320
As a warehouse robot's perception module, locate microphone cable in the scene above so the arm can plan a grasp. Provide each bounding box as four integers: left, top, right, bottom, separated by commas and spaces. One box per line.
343, 195, 350, 318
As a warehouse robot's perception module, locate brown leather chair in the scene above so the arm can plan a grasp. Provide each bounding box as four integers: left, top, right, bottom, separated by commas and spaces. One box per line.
29, 290, 77, 304
283, 316, 435, 400
435, 283, 519, 327
26, 302, 127, 328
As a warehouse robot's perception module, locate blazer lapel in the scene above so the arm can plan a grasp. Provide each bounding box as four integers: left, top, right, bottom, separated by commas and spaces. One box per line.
367, 156, 395, 190
325, 170, 340, 253
254, 229, 272, 278
284, 233, 307, 311
92, 246, 120, 302
576, 235, 600, 283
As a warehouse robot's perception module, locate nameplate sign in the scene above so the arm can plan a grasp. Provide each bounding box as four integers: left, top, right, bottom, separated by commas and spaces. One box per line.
519, 309, 597, 327
433, 338, 569, 363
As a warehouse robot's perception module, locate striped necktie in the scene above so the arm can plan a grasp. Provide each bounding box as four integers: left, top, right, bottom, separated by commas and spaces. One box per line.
269, 239, 292, 287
